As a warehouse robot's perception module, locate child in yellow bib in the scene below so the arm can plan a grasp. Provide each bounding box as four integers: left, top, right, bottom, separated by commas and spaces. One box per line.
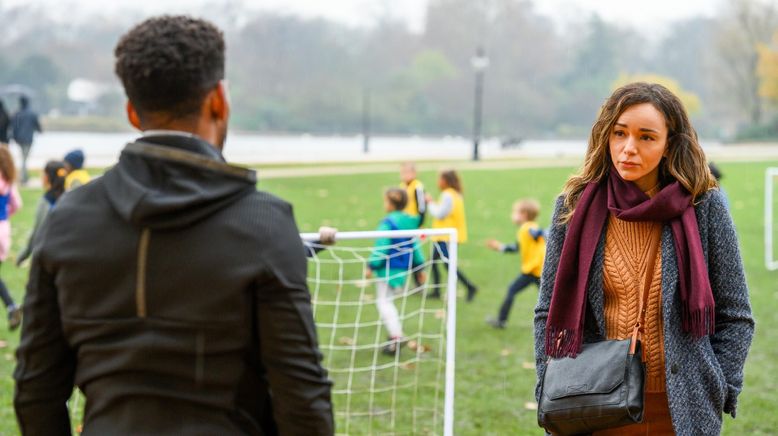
485, 199, 546, 328
426, 169, 477, 301
400, 162, 426, 228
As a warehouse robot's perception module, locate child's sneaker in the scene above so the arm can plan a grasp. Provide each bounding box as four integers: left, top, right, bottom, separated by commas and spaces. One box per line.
8, 305, 21, 331
485, 317, 506, 329
382, 336, 403, 356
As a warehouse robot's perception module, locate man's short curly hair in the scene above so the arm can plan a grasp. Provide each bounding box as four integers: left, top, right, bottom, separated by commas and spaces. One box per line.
115, 15, 225, 118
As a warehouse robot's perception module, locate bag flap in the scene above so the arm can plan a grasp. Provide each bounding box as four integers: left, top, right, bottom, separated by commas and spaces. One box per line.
543, 339, 634, 400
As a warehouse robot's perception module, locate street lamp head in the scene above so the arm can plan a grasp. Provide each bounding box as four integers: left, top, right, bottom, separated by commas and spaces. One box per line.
471, 46, 490, 71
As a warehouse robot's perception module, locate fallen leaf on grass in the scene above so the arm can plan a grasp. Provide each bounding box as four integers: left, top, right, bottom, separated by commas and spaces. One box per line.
407, 341, 432, 353
400, 362, 416, 370
522, 361, 535, 370
4, 353, 13, 361
360, 293, 374, 302
0, 340, 7, 348
524, 401, 538, 411
500, 348, 512, 357
338, 337, 355, 346
434, 309, 446, 319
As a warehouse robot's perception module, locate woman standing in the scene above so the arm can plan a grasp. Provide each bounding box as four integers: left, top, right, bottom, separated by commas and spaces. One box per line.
534, 83, 754, 435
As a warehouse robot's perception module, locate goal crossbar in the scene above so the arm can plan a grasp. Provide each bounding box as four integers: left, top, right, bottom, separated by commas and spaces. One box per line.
301, 228, 458, 436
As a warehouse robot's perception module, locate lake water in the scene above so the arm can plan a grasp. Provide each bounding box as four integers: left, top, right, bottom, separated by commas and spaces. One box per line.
10, 131, 729, 168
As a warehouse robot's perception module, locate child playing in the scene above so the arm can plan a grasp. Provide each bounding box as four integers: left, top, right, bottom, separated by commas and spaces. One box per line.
0, 145, 22, 329
17, 161, 67, 266
426, 169, 478, 301
485, 199, 546, 329
63, 149, 91, 191
400, 162, 426, 228
366, 188, 425, 355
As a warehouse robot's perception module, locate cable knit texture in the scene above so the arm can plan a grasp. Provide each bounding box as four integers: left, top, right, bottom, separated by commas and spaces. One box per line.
534, 189, 755, 435
603, 215, 665, 392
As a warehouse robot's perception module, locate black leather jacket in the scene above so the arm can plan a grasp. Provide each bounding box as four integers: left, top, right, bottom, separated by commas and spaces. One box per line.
14, 134, 334, 435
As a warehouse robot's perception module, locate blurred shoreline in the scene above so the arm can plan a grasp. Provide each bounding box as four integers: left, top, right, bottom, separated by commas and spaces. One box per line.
8, 131, 778, 171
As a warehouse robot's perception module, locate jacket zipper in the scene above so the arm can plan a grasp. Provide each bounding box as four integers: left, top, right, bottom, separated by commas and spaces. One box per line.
136, 228, 151, 318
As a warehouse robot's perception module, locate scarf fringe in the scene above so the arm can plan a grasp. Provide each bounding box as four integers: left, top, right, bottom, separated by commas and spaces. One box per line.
683, 305, 716, 338
544, 327, 583, 359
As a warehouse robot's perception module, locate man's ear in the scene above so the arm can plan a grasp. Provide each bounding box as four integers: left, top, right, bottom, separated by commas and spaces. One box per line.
126, 101, 142, 130
209, 81, 230, 122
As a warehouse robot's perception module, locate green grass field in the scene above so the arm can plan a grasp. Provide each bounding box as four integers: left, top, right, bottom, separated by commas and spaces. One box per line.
0, 160, 776, 435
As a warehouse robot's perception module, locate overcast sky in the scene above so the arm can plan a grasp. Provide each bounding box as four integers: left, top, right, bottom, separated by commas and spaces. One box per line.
3, 0, 725, 35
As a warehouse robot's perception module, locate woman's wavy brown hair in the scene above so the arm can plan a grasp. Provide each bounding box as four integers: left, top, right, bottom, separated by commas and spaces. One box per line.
0, 145, 16, 184
559, 82, 716, 223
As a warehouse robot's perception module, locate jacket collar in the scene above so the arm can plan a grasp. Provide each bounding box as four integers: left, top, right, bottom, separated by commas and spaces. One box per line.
125, 134, 256, 183
139, 132, 226, 162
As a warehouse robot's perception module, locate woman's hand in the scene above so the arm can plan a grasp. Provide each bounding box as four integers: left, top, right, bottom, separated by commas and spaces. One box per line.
364, 269, 373, 279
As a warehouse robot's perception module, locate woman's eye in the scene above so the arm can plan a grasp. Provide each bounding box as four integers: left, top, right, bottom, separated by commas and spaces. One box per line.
613, 131, 625, 137
641, 135, 654, 141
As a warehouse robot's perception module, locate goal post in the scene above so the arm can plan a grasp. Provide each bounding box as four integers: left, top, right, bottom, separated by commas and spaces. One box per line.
300, 228, 458, 436
766, 168, 778, 271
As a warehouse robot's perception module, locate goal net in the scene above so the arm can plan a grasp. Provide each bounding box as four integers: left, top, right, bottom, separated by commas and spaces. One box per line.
301, 228, 458, 436
767, 168, 778, 271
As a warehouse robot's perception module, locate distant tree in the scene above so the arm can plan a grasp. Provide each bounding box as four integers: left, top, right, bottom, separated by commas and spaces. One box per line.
757, 31, 778, 104
612, 74, 702, 116
715, 0, 778, 125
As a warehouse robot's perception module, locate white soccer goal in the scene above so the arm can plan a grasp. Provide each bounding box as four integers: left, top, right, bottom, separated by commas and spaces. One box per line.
300, 228, 458, 436
766, 168, 778, 271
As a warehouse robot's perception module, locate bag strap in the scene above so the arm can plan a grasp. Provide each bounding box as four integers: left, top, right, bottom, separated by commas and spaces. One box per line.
629, 223, 662, 356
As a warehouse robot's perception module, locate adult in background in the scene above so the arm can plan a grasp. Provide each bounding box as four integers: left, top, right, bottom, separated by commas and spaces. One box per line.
534, 83, 753, 434
10, 96, 42, 185
14, 16, 333, 435
0, 101, 10, 144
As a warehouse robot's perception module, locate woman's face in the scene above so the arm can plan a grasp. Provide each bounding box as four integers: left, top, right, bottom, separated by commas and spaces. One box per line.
609, 103, 669, 192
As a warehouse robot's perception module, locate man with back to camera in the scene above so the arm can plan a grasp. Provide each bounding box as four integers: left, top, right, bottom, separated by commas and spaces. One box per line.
13, 16, 333, 435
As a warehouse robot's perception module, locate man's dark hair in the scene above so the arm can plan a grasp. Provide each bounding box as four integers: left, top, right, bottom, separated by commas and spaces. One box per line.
114, 15, 225, 118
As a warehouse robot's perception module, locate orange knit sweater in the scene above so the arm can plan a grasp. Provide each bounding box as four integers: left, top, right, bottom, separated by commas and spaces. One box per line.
602, 190, 665, 393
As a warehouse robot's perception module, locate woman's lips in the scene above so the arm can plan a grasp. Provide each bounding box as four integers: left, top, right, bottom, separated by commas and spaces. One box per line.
620, 161, 639, 168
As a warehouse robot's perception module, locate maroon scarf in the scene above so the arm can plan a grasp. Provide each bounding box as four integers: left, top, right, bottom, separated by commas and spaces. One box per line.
545, 169, 715, 358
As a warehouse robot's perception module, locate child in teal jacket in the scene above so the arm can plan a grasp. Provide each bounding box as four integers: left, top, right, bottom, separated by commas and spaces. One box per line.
367, 188, 425, 355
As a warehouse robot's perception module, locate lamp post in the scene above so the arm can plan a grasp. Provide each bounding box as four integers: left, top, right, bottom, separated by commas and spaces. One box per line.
471, 46, 489, 161
362, 87, 371, 154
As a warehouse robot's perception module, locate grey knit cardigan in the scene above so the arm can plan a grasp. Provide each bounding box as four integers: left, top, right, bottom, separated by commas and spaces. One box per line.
534, 189, 754, 435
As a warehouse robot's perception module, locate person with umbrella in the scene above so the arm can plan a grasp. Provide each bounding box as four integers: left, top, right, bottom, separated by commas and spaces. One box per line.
0, 101, 10, 144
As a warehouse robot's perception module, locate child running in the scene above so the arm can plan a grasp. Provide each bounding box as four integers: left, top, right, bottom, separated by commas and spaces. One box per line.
0, 145, 22, 329
17, 161, 67, 266
63, 149, 91, 191
426, 169, 478, 301
485, 199, 546, 329
366, 188, 425, 355
400, 162, 426, 228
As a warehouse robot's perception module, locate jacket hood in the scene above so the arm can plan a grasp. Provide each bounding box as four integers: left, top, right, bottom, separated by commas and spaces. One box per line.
102, 134, 257, 230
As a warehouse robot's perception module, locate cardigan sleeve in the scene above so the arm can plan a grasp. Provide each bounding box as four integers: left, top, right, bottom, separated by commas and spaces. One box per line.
533, 196, 568, 401
704, 189, 754, 418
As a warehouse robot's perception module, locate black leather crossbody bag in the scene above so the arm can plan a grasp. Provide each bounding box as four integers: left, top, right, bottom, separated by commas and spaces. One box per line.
537, 227, 660, 435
